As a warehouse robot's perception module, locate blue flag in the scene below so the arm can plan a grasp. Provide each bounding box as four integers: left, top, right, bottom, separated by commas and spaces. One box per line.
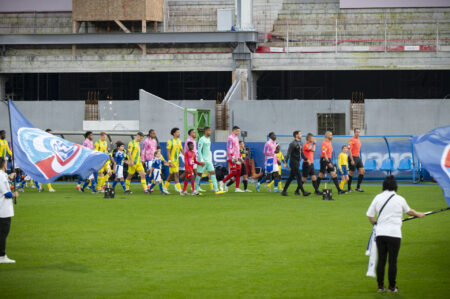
9, 100, 109, 183
412, 125, 450, 206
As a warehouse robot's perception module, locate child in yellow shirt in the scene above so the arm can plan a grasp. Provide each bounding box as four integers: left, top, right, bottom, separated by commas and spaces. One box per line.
338, 145, 349, 191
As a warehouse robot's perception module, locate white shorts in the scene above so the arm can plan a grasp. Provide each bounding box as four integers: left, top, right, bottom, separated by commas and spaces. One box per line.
115, 165, 124, 179
265, 158, 279, 174
145, 160, 153, 171
153, 169, 162, 182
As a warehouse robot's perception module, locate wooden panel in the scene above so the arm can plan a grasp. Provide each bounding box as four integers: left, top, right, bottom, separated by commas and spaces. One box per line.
145, 0, 164, 22
73, 0, 163, 22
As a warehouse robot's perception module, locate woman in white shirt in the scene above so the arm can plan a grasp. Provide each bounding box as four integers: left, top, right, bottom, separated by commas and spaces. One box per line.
0, 157, 18, 264
367, 175, 425, 293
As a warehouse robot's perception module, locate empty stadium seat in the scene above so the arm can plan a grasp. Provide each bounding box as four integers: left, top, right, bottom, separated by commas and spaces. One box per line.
379, 158, 394, 172
398, 158, 412, 171
364, 159, 377, 171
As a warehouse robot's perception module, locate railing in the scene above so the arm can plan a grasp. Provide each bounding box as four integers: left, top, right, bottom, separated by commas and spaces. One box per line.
257, 17, 450, 53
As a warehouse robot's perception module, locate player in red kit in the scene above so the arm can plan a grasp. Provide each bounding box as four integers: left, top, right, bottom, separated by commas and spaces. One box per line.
182, 141, 204, 195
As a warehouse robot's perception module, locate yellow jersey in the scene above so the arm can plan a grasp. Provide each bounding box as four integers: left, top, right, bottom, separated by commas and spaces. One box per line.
128, 140, 142, 165
0, 139, 12, 158
276, 152, 285, 164
167, 138, 182, 163
94, 140, 108, 153
338, 152, 348, 171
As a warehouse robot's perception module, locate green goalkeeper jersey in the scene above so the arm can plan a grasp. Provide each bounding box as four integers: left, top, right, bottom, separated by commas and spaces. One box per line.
197, 136, 212, 163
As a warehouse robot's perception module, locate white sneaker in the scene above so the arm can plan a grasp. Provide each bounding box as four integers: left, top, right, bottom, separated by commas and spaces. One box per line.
235, 188, 245, 193
219, 181, 224, 192
180, 191, 188, 196
192, 191, 200, 196
38, 188, 43, 192
49, 188, 56, 192
198, 187, 206, 192
225, 184, 229, 192
163, 188, 170, 195
245, 189, 252, 192
0, 255, 16, 264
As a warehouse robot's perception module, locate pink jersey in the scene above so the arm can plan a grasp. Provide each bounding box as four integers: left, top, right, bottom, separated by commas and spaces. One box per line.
263, 139, 277, 164
141, 137, 158, 161
83, 138, 94, 150
184, 136, 197, 154
226, 133, 240, 161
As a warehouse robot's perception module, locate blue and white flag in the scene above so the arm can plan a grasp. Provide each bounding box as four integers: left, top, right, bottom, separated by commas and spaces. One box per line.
412, 125, 450, 206
9, 100, 109, 183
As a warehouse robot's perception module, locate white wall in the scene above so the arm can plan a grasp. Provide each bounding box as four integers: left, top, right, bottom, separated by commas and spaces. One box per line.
365, 99, 450, 135
229, 99, 350, 141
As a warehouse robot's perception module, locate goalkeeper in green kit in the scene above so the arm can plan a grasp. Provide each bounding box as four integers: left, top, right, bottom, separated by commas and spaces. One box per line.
195, 127, 225, 195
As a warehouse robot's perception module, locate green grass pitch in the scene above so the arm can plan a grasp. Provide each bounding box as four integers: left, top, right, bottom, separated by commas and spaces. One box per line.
0, 182, 448, 298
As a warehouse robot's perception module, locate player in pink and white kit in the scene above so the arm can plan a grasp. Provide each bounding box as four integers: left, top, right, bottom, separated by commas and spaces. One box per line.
220, 126, 244, 193
256, 132, 281, 192
141, 129, 159, 185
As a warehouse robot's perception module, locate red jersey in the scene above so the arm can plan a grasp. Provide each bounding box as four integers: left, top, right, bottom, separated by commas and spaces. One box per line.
184, 150, 201, 171
348, 137, 361, 158
302, 142, 314, 163
321, 139, 333, 159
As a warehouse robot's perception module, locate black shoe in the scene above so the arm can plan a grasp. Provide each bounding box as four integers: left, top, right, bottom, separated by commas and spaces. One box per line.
338, 190, 346, 195
356, 188, 364, 192
281, 191, 288, 196
294, 191, 301, 196
347, 189, 354, 193
388, 286, 399, 293
303, 191, 311, 196
377, 286, 386, 293
314, 190, 322, 195
124, 190, 132, 195
80, 188, 85, 193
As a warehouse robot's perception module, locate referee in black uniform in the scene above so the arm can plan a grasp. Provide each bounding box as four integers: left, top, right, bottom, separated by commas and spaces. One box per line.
281, 130, 311, 197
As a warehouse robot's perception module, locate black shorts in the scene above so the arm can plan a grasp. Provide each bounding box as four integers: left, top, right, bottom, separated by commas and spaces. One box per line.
302, 161, 315, 178
320, 158, 335, 174
348, 156, 364, 171
240, 163, 247, 176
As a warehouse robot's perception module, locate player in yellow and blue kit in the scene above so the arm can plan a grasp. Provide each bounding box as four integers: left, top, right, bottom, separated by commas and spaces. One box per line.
95, 132, 111, 191
338, 145, 349, 191
0, 130, 12, 162
164, 127, 184, 193
125, 132, 148, 192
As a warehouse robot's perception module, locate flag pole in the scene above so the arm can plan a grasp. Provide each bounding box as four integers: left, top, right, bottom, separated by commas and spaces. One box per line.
6, 98, 17, 204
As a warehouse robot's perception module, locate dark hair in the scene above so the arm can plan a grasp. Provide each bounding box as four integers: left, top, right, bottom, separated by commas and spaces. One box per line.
293, 130, 300, 138
232, 126, 240, 131
0, 157, 5, 169
341, 145, 348, 150
188, 129, 194, 136
187, 141, 193, 147
116, 141, 124, 148
137, 132, 144, 137
306, 133, 313, 140
156, 145, 161, 150
204, 126, 211, 131
84, 131, 93, 138
239, 140, 244, 144
382, 175, 398, 192
171, 127, 179, 136
268, 132, 275, 139
45, 129, 52, 133
148, 129, 154, 136
0, 130, 5, 135
154, 150, 159, 156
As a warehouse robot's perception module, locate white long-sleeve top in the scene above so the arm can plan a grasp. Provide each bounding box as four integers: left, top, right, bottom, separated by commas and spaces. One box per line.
0, 170, 14, 218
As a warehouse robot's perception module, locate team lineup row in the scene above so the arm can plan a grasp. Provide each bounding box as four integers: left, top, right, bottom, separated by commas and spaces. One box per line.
0, 127, 367, 196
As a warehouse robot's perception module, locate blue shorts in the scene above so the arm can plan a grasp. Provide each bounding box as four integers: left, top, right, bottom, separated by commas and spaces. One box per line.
340, 165, 348, 175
